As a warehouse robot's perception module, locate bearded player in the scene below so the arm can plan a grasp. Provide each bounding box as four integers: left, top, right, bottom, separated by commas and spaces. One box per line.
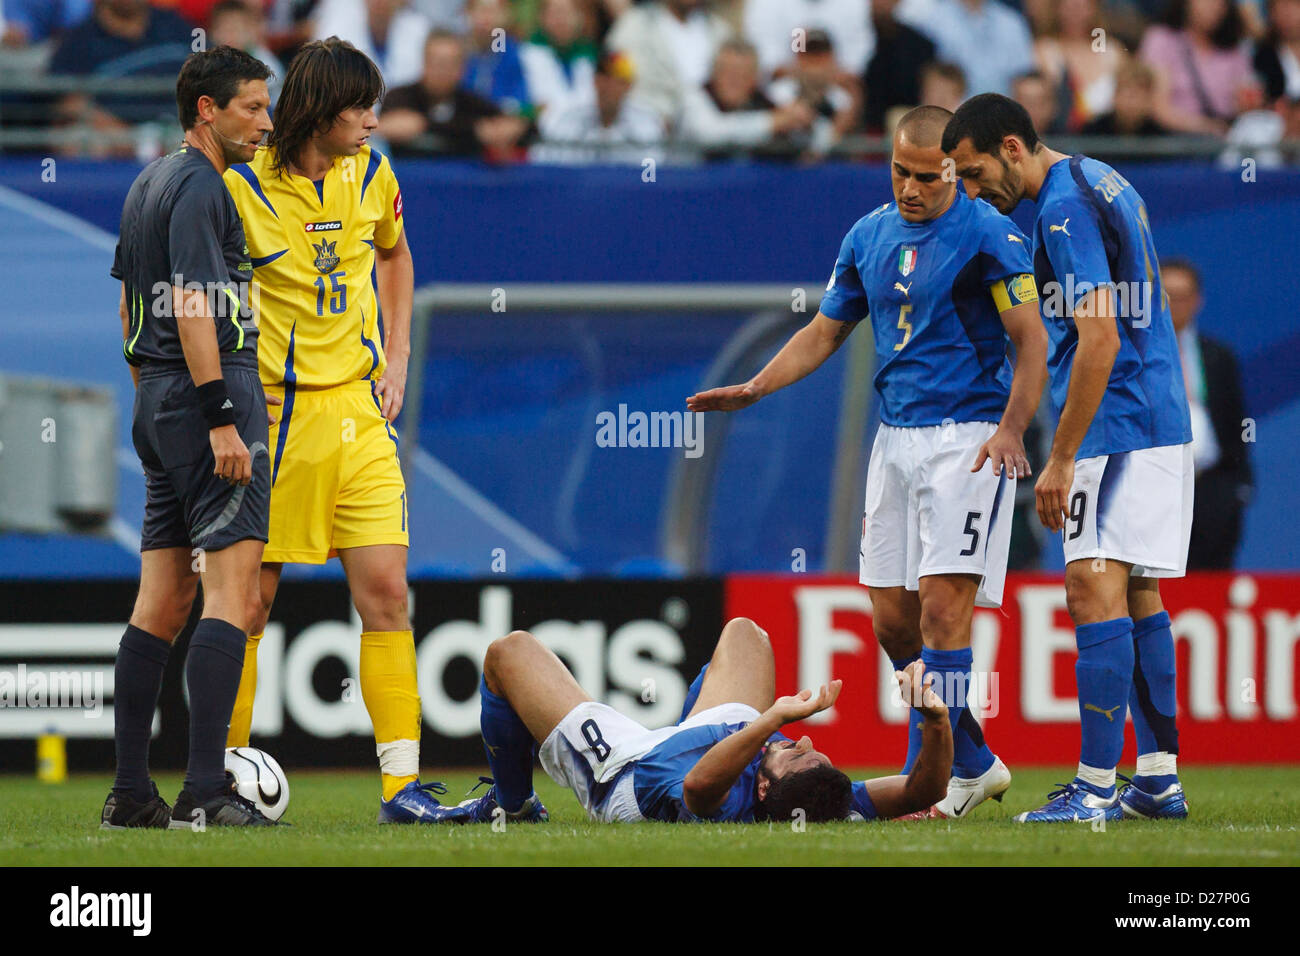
688, 106, 1048, 819
221, 39, 434, 822
944, 94, 1193, 823
416, 618, 953, 825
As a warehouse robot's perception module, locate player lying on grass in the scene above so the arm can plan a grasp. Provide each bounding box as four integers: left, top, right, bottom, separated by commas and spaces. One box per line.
416, 617, 952, 824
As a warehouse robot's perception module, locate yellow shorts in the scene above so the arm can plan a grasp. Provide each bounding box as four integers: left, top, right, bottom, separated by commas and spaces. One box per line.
264, 379, 408, 564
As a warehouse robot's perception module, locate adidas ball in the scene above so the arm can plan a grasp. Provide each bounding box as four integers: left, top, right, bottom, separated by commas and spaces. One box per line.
224, 747, 290, 821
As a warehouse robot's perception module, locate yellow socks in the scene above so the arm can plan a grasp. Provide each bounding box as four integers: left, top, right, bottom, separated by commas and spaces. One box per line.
226, 632, 262, 748
360, 629, 421, 801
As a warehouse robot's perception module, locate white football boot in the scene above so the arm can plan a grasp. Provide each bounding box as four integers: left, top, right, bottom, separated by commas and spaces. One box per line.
932, 756, 1012, 818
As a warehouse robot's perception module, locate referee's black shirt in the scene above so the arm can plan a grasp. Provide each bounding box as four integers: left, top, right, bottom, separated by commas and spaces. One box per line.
113, 145, 258, 368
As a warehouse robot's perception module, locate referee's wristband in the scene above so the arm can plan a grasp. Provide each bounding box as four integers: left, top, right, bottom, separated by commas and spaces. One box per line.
196, 379, 236, 429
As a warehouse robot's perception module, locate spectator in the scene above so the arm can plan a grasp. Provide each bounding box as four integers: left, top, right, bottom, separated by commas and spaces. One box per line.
1140, 0, 1258, 134
1239, 0, 1270, 36
911, 0, 1034, 97
48, 0, 194, 133
1221, 90, 1300, 164
463, 0, 535, 116
532, 49, 663, 164
209, 1, 284, 95
1162, 259, 1252, 569
862, 0, 935, 132
174, 0, 222, 28
679, 38, 814, 156
1013, 70, 1064, 134
311, 0, 430, 88
917, 59, 966, 112
604, 0, 732, 127
1034, 0, 1128, 131
744, 0, 875, 78
1081, 58, 1170, 137
766, 28, 857, 157
263, 0, 320, 55
380, 27, 529, 158
410, 0, 467, 30
1, 0, 91, 47
1254, 0, 1300, 102
520, 0, 598, 113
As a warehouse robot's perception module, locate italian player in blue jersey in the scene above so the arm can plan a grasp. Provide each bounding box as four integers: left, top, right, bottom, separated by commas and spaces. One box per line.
689, 106, 1048, 820
944, 94, 1194, 823
408, 618, 952, 824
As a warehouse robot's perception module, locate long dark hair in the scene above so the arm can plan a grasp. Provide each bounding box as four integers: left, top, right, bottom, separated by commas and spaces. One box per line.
1162, 0, 1245, 50
267, 37, 384, 175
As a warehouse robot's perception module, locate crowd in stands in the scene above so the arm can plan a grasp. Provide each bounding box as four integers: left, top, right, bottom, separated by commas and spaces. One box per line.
1, 0, 1298, 163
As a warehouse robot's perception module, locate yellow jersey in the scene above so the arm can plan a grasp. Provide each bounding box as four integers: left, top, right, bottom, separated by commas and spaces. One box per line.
224, 145, 404, 389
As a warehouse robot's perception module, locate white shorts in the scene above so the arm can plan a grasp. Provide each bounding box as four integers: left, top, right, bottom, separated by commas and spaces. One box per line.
538, 701, 762, 823
1062, 442, 1193, 577
859, 421, 1014, 608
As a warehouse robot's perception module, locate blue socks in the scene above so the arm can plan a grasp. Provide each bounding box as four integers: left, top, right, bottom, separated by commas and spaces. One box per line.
183, 618, 246, 800
921, 646, 994, 778
1129, 610, 1180, 792
112, 624, 172, 801
1075, 617, 1134, 775
479, 675, 536, 812
680, 664, 708, 722
890, 652, 923, 773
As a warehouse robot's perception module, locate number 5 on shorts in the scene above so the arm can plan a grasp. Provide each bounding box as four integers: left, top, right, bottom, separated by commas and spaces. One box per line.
960, 510, 982, 556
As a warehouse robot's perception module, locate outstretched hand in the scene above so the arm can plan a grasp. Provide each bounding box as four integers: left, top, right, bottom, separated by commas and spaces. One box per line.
768, 680, 842, 724
686, 383, 761, 412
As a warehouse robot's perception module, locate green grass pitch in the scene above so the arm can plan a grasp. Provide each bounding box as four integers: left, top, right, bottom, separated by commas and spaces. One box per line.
3, 766, 1297, 867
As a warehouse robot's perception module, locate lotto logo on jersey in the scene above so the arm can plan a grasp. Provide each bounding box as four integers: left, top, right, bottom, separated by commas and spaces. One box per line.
305, 221, 342, 233
898, 246, 918, 276
394, 189, 403, 220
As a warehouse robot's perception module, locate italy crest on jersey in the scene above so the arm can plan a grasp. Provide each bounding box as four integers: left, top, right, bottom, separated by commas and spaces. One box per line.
898, 246, 918, 276
312, 238, 340, 274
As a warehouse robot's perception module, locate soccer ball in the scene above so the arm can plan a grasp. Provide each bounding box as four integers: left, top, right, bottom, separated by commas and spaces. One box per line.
224, 747, 290, 821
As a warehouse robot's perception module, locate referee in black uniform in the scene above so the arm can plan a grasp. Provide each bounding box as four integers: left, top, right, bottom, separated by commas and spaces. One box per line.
102, 46, 277, 829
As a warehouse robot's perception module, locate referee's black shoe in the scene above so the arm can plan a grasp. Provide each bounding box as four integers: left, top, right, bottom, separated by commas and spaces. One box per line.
168, 780, 277, 829
100, 782, 173, 829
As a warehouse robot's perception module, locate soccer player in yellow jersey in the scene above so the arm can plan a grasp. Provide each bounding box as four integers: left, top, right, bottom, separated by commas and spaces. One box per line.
223, 39, 446, 822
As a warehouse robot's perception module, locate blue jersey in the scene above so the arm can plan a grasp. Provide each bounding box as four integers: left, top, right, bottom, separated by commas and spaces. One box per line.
633, 723, 777, 822
819, 189, 1037, 427
631, 724, 881, 823
1032, 156, 1192, 459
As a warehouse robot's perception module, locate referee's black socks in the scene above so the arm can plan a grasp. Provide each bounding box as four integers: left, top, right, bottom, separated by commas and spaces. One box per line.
183, 618, 247, 800
113, 624, 173, 802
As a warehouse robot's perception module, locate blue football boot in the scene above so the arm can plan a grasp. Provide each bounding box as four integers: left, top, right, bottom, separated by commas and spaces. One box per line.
456, 777, 549, 824
378, 780, 473, 824
1013, 779, 1124, 823
1119, 778, 1189, 819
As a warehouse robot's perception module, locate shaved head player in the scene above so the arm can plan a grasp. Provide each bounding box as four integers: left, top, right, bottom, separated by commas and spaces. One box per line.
688, 106, 1049, 819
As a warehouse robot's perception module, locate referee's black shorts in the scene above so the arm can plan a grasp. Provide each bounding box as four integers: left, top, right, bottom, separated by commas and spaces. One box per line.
131, 361, 270, 553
